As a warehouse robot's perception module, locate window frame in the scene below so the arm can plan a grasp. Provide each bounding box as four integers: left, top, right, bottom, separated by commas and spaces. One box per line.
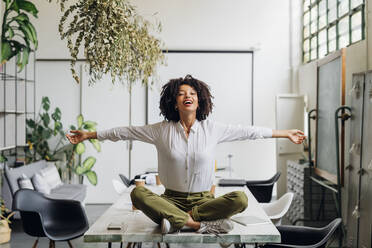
302, 0, 365, 63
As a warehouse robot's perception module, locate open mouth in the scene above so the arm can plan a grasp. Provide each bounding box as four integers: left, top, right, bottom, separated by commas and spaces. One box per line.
183, 100, 193, 106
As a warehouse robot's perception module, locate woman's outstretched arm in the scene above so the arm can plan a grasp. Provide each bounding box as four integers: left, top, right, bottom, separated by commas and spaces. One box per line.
66, 122, 162, 145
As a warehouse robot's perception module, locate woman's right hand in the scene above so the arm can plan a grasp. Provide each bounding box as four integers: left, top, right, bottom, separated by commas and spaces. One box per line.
66, 130, 88, 144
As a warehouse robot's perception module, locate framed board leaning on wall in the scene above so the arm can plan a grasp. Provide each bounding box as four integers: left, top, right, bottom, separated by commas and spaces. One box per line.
315, 49, 346, 185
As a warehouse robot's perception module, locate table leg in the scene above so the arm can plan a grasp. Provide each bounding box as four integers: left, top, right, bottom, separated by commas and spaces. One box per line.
108, 242, 112, 248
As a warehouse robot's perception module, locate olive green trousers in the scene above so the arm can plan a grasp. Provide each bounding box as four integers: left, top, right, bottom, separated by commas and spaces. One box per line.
130, 186, 248, 229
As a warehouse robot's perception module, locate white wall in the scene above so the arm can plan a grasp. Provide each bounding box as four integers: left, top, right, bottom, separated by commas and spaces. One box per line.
32, 0, 301, 203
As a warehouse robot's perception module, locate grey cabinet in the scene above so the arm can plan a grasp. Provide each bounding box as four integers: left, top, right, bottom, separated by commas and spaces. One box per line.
345, 72, 372, 248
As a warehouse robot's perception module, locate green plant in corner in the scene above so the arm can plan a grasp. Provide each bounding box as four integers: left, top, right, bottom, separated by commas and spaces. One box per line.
1, 0, 38, 71
26, 96, 66, 162
66, 114, 101, 185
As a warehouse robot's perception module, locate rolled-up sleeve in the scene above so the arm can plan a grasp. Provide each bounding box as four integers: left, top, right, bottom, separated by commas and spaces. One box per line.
97, 122, 162, 144
214, 121, 272, 143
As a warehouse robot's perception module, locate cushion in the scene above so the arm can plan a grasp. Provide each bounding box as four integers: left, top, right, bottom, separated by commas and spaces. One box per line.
17, 174, 34, 190
32, 173, 51, 194
4, 160, 48, 194
39, 164, 63, 189
49, 184, 87, 202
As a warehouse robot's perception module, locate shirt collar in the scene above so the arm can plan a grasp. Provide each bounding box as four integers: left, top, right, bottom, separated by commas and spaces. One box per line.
177, 120, 199, 133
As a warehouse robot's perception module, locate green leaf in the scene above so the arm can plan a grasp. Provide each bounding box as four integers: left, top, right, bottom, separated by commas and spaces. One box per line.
75, 142, 85, 155
54, 121, 62, 134
51, 108, 61, 121
16, 52, 22, 66
42, 97, 50, 111
18, 22, 34, 44
75, 166, 85, 175
85, 171, 97, 185
18, 0, 38, 17
89, 139, 101, 152
83, 120, 97, 129
82, 156, 96, 171
77, 114, 84, 128
13, 13, 29, 22
18, 46, 29, 72
1, 41, 14, 63
9, 0, 19, 12
25, 22, 37, 49
41, 113, 50, 127
26, 118, 35, 128
42, 129, 51, 139
4, 24, 15, 39
70, 125, 76, 130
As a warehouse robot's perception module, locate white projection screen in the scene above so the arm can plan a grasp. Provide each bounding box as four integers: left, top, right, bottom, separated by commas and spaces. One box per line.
147, 51, 254, 126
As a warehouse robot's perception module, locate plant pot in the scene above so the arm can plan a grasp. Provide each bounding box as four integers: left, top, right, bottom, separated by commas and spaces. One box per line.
0, 220, 11, 244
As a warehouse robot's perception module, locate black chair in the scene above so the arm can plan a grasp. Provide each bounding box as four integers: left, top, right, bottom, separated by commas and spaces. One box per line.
262, 218, 342, 248
119, 173, 132, 187
246, 172, 281, 203
12, 189, 89, 248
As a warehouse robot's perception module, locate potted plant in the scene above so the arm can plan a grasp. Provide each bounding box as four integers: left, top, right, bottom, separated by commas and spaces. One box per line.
25, 96, 66, 162
0, 198, 15, 244
26, 97, 102, 186
58, 0, 165, 85
1, 0, 39, 71
64, 114, 101, 185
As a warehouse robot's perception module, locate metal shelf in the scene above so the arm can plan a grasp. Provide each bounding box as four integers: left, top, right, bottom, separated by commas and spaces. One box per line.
0, 110, 27, 114
0, 146, 16, 152
0, 72, 35, 83
1, 56, 36, 157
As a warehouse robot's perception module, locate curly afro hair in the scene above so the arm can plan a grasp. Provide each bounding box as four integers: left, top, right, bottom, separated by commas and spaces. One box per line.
159, 75, 213, 122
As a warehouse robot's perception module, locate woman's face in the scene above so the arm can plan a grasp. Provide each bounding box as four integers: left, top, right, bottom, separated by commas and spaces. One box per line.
176, 84, 199, 115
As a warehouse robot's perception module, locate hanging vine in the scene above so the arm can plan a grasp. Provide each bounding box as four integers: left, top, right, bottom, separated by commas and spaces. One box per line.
58, 0, 165, 85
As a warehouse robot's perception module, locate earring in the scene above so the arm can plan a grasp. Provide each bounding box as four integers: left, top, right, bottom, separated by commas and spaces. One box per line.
175, 106, 178, 111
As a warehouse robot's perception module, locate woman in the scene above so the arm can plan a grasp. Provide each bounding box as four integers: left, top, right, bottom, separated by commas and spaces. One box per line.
66, 75, 305, 234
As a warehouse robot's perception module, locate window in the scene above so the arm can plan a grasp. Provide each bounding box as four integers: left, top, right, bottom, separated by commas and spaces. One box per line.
303, 0, 365, 63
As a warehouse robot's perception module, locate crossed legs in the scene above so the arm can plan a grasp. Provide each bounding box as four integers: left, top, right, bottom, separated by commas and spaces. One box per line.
130, 186, 248, 230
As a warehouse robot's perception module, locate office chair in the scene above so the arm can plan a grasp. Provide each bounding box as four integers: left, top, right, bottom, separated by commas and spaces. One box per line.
260, 192, 294, 225
12, 189, 89, 248
246, 172, 281, 203
261, 218, 342, 248
119, 174, 132, 187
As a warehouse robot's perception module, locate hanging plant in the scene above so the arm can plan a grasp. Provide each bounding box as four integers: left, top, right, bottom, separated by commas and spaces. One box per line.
1, 0, 39, 71
59, 0, 165, 85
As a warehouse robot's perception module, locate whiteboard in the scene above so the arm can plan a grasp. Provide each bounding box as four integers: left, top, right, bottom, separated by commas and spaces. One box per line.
316, 54, 343, 184
147, 51, 253, 126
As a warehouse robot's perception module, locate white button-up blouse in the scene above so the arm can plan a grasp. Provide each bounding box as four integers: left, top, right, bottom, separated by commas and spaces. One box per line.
97, 119, 272, 193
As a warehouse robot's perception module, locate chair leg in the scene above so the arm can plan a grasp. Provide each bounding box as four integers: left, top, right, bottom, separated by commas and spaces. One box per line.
32, 238, 39, 248
67, 240, 74, 248
49, 240, 55, 248
157, 243, 161, 248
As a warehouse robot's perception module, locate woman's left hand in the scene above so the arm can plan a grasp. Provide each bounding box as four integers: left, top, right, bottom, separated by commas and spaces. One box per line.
287, 129, 306, 144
